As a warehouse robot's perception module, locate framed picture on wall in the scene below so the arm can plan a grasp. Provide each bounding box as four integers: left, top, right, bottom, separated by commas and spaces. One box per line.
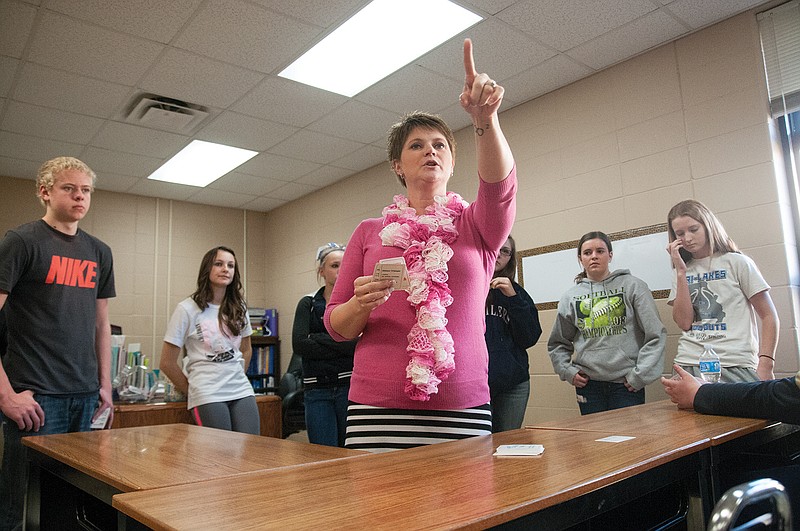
518, 224, 672, 310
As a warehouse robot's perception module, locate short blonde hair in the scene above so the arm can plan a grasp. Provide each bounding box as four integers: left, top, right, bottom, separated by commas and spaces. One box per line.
36, 157, 97, 206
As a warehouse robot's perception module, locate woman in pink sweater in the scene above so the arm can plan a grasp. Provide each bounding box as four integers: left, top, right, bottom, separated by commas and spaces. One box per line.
325, 39, 516, 452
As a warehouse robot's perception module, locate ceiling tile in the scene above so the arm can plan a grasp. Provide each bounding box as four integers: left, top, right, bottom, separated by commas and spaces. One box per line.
237, 151, 320, 180
0, 0, 36, 57
264, 181, 319, 201
331, 143, 386, 172
253, 0, 366, 28
207, 171, 288, 196
80, 146, 163, 177
269, 129, 364, 165
27, 11, 163, 85
355, 64, 462, 115
666, 0, 766, 30
567, 9, 689, 70
1, 100, 105, 144
416, 18, 557, 83
241, 195, 286, 212
0, 56, 19, 96
140, 48, 265, 109
174, 0, 320, 74
125, 178, 197, 201
435, 103, 479, 136
498, 0, 657, 52
461, 0, 518, 16
45, 0, 203, 43
0, 155, 40, 181
95, 172, 140, 193
502, 54, 594, 104
92, 121, 189, 158
307, 101, 398, 144
184, 187, 253, 209
12, 63, 132, 118
295, 164, 354, 187
195, 112, 297, 151
0, 0, 769, 213
0, 130, 83, 162
234, 75, 347, 127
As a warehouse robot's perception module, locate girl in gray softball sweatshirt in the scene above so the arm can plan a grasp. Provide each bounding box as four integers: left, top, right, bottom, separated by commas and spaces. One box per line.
548, 268, 666, 411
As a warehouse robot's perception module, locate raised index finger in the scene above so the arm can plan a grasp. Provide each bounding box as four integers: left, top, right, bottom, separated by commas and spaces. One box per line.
463, 38, 477, 80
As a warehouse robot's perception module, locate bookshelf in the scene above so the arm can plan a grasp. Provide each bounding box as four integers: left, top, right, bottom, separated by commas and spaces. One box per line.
247, 335, 280, 394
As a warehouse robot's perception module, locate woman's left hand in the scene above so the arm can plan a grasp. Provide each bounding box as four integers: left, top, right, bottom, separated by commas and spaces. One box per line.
489, 277, 515, 297
459, 38, 503, 120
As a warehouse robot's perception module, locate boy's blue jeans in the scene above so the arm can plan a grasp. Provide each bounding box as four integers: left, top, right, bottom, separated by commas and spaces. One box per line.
0, 393, 97, 531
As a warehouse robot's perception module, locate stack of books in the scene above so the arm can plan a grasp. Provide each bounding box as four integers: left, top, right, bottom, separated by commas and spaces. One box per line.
248, 307, 266, 335
247, 307, 278, 336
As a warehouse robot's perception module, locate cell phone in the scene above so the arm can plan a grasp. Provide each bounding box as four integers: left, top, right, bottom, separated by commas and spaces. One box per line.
91, 407, 111, 430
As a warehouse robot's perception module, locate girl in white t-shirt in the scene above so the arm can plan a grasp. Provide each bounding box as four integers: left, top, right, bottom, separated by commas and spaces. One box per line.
159, 246, 259, 434
666, 200, 779, 383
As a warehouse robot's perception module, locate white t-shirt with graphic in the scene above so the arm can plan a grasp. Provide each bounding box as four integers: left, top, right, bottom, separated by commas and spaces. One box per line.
163, 298, 254, 409
669, 252, 769, 368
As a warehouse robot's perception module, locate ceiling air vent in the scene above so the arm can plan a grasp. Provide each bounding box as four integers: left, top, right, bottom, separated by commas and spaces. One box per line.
124, 94, 209, 133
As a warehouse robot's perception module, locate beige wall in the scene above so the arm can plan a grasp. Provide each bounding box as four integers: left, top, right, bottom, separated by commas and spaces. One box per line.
262, 10, 800, 425
0, 176, 269, 365
1, 11, 797, 424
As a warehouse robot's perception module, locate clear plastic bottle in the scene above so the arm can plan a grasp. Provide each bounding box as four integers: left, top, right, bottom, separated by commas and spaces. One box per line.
699, 344, 721, 383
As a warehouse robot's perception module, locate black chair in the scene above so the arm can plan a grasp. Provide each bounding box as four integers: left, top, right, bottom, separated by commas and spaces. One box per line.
278, 354, 305, 438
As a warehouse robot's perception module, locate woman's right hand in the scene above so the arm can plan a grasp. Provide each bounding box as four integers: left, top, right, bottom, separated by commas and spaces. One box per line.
489, 277, 515, 297
572, 370, 589, 388
353, 275, 394, 311
666, 240, 687, 274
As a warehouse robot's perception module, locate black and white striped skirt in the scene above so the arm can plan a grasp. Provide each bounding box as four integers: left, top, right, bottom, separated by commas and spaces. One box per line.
344, 402, 492, 453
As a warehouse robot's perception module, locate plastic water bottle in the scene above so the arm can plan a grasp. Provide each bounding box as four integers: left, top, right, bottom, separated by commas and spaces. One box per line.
699, 344, 721, 383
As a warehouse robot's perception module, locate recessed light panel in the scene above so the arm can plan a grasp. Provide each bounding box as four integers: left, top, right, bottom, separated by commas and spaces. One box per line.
148, 140, 258, 187
279, 0, 482, 97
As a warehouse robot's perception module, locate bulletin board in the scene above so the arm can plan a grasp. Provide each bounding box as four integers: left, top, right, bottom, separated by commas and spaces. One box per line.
518, 224, 672, 310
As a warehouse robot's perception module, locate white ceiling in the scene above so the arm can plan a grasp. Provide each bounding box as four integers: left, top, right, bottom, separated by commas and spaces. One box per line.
0, 0, 770, 212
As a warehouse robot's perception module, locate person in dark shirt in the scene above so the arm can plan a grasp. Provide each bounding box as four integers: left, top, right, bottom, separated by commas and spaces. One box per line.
485, 235, 541, 432
662, 364, 800, 425
663, 363, 800, 517
0, 156, 116, 530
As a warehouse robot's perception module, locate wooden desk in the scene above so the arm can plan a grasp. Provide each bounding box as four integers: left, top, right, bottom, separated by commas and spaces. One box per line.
528, 399, 770, 444
528, 399, 799, 519
112, 394, 281, 438
23, 423, 364, 531
113, 428, 708, 530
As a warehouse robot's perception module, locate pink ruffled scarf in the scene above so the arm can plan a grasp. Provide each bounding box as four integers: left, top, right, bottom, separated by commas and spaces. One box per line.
379, 192, 468, 400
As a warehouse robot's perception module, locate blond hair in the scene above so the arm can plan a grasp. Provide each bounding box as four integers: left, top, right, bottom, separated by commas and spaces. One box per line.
36, 157, 96, 206
667, 199, 739, 263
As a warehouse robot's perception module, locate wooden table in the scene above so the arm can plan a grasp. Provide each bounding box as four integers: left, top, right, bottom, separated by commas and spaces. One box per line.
528, 399, 771, 443
528, 399, 798, 519
112, 427, 709, 530
112, 394, 281, 438
23, 423, 364, 531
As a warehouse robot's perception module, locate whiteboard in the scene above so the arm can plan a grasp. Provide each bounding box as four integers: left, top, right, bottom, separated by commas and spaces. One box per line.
518, 225, 672, 309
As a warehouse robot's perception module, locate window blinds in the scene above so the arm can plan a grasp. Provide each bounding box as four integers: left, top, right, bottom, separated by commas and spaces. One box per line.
758, 0, 800, 117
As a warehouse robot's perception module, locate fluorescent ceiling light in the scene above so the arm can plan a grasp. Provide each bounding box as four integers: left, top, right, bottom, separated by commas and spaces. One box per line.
279, 0, 482, 97
147, 140, 258, 187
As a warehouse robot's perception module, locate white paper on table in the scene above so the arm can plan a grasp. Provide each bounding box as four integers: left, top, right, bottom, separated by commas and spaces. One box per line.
493, 444, 545, 457
595, 435, 636, 443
